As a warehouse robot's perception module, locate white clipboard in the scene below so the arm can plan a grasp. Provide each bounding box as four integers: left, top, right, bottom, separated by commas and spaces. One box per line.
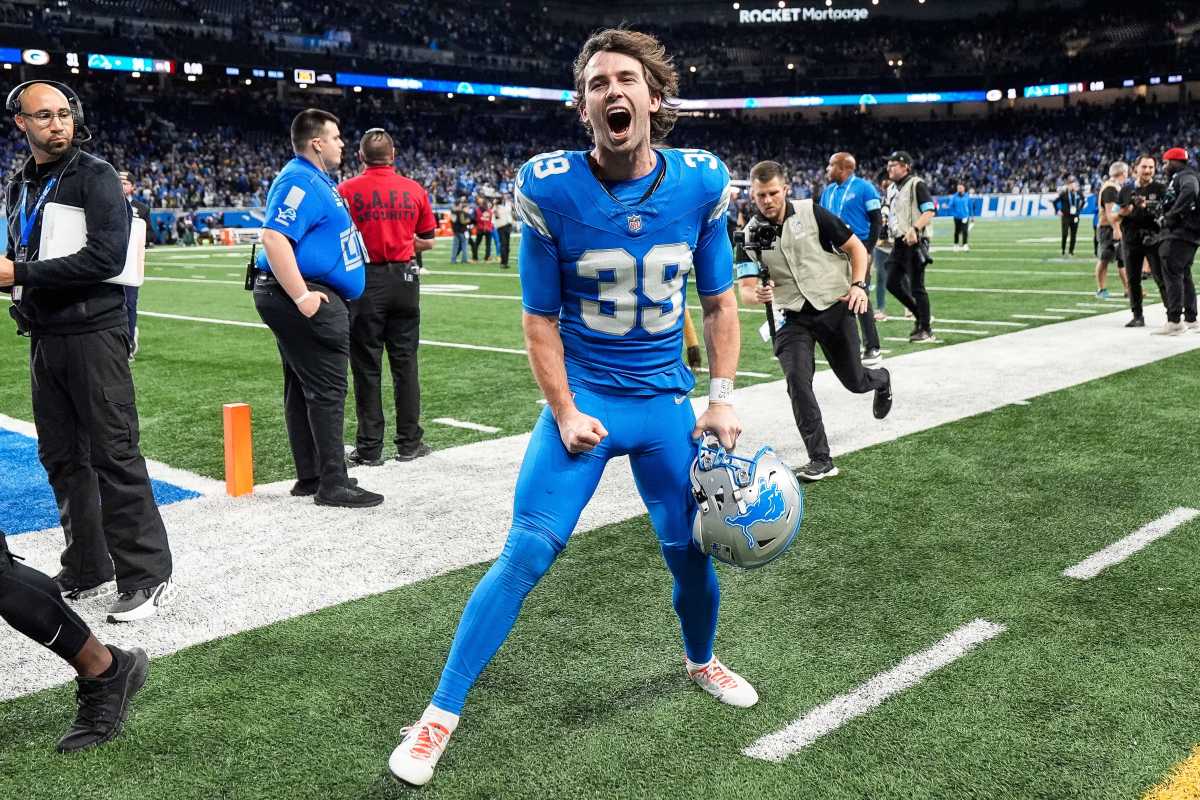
36, 201, 145, 287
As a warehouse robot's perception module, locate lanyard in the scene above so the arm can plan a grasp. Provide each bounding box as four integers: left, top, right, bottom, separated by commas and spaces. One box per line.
18, 178, 57, 248
835, 179, 851, 217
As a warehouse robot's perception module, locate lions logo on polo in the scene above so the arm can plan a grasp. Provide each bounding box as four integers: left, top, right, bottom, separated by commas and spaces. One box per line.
627, 214, 642, 233
274, 185, 306, 226
723, 480, 788, 548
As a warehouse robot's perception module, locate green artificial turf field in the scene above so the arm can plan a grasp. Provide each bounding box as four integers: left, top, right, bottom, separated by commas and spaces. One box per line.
2, 217, 1197, 800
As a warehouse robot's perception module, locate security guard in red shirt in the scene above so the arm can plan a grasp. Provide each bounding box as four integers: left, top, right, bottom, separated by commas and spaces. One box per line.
338, 128, 437, 464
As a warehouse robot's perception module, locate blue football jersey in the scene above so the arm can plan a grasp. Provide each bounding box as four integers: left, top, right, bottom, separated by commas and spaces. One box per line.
515, 148, 734, 396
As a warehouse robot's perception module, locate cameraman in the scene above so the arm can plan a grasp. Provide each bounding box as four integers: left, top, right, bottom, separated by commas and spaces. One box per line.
1153, 147, 1200, 335
736, 161, 892, 483
1116, 155, 1166, 328
883, 151, 936, 342
0, 82, 174, 623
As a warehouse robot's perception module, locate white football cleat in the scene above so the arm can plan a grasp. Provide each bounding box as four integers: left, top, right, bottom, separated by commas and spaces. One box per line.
389, 719, 454, 786
687, 657, 759, 708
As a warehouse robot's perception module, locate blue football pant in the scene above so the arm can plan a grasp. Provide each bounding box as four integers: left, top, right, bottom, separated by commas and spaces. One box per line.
431, 387, 719, 715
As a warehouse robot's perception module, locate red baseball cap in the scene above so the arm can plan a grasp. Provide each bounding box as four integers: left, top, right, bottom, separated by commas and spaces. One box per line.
1163, 147, 1189, 161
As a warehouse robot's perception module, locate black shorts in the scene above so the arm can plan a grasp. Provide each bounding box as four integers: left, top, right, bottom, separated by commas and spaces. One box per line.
1098, 226, 1124, 265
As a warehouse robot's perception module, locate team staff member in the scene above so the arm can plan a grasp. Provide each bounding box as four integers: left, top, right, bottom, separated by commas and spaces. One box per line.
339, 128, 436, 466
1055, 177, 1083, 256
470, 195, 493, 262
1117, 155, 1167, 328
948, 182, 971, 251
883, 151, 936, 342
0, 81, 174, 623
493, 194, 514, 268
1095, 162, 1128, 299
119, 170, 148, 360
738, 161, 892, 483
254, 109, 383, 507
1, 531, 148, 752
820, 151, 883, 365
1153, 147, 1200, 335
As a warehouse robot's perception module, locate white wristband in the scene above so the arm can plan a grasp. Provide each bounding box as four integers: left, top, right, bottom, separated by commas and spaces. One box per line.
709, 377, 734, 405
293, 291, 313, 306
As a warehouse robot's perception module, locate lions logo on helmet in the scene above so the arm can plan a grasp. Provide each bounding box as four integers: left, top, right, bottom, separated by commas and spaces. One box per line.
689, 437, 804, 569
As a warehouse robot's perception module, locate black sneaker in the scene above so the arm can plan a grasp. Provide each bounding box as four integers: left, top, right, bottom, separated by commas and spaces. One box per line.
315, 484, 384, 508
291, 477, 357, 496
1125, 316, 1145, 328
395, 443, 432, 462
909, 329, 935, 343
861, 348, 883, 366
346, 449, 385, 467
56, 645, 149, 753
794, 460, 839, 482
873, 370, 893, 420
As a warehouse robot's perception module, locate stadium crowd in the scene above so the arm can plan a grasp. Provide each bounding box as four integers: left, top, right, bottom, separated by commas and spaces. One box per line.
8, 0, 1198, 97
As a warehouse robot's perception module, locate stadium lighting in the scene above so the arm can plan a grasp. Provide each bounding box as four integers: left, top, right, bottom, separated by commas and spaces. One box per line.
1, 64, 9, 71
732, 2, 739, 7
787, 63, 795, 70
298, 83, 307, 89
244, 78, 251, 85
888, 59, 895, 66
131, 71, 141, 78
825, 0, 832, 6
872, 0, 878, 4
447, 92, 454, 98
353, 85, 362, 93
187, 75, 196, 82
777, 0, 785, 6
70, 67, 79, 74
897, 59, 904, 66
488, 95, 496, 101
689, 65, 697, 73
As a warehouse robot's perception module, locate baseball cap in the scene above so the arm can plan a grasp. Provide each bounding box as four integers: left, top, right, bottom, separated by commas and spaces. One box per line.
117, 170, 132, 181
1163, 147, 1189, 162
886, 150, 913, 166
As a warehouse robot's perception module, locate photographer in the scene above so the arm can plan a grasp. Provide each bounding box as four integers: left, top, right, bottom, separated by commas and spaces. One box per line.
1116, 155, 1166, 328
883, 151, 936, 342
0, 81, 174, 623
736, 161, 892, 483
1153, 147, 1200, 335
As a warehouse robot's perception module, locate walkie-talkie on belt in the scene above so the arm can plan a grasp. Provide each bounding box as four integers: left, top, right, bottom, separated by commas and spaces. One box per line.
243, 242, 258, 291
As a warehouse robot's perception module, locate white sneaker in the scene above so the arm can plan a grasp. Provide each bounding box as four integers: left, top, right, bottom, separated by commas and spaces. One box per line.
1188, 321, 1200, 333
106, 577, 174, 623
1151, 321, 1186, 336
687, 657, 759, 708
389, 715, 456, 786
962, 244, 970, 252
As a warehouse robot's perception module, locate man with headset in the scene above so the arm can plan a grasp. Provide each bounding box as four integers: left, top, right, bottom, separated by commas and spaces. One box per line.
0, 81, 175, 623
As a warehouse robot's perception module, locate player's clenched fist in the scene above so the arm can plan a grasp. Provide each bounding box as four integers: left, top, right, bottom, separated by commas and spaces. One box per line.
556, 408, 609, 454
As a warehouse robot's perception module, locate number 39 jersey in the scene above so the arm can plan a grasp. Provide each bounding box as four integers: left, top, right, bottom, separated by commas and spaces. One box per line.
515, 148, 735, 396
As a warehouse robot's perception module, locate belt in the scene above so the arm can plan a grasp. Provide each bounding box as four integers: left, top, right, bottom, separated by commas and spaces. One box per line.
254, 271, 338, 294
368, 260, 416, 269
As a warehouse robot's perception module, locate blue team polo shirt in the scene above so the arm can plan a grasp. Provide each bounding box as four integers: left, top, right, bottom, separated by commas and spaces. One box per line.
819, 175, 881, 241
256, 156, 366, 300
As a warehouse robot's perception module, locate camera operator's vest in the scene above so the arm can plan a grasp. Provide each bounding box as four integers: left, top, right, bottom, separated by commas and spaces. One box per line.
888, 172, 928, 239
744, 199, 851, 312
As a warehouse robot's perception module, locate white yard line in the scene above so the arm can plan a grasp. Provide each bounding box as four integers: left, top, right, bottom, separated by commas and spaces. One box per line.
743, 619, 1006, 762
1044, 308, 1092, 314
879, 317, 1026, 328
883, 337, 939, 344
1012, 314, 1066, 320
932, 328, 991, 336
432, 418, 502, 434
1062, 508, 1200, 580
3, 304, 1200, 701
696, 366, 774, 379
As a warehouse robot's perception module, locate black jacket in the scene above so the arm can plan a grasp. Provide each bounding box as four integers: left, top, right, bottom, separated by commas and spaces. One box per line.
5, 147, 131, 335
1161, 165, 1200, 245
1054, 189, 1083, 221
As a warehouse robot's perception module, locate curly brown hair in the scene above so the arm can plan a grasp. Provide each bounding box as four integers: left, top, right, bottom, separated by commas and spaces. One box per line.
572, 28, 680, 144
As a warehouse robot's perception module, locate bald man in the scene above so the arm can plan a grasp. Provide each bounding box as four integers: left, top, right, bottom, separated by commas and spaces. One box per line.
820, 152, 884, 364
0, 82, 175, 622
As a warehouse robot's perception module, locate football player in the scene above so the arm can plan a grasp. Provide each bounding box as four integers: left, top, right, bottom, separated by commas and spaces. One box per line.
388, 29, 754, 786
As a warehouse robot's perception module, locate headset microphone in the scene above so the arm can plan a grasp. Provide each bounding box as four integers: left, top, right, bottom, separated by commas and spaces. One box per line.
5, 79, 93, 143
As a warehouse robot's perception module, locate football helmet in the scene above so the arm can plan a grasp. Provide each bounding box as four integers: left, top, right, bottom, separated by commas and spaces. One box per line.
689, 437, 804, 569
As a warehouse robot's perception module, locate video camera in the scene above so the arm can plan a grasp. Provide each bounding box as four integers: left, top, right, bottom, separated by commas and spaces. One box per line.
733, 217, 780, 253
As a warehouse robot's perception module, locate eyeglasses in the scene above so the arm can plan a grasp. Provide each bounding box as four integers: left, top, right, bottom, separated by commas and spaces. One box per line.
19, 109, 73, 126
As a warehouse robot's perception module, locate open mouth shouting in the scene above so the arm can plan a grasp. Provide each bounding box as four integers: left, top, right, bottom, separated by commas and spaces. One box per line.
605, 106, 633, 142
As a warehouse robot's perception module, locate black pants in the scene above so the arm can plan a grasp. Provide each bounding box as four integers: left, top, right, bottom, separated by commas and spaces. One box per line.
123, 285, 138, 342
953, 219, 969, 245
1061, 216, 1080, 255
253, 277, 352, 492
350, 264, 423, 457
774, 303, 890, 463
1123, 236, 1166, 318
30, 327, 172, 592
1158, 237, 1199, 323
497, 224, 513, 266
857, 262, 881, 351
886, 240, 932, 331
0, 534, 92, 661
471, 231, 492, 261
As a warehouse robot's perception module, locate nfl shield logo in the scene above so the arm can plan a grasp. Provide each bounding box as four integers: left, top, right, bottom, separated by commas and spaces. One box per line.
627, 214, 642, 233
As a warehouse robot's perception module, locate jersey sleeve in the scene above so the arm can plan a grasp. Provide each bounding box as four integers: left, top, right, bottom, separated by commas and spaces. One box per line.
514, 158, 563, 315
693, 156, 735, 296
263, 171, 322, 243
915, 180, 935, 213
814, 204, 854, 253
863, 180, 882, 212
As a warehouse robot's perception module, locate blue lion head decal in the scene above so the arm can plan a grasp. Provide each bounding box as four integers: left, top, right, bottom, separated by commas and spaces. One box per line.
723, 480, 787, 548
